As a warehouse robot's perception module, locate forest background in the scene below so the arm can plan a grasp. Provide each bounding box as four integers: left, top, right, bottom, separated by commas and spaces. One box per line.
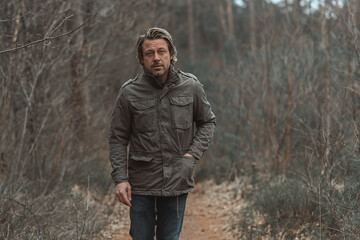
1, 0, 360, 239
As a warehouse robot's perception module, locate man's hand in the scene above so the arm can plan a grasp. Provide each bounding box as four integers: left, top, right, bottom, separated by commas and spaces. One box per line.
184, 153, 193, 157
116, 182, 132, 207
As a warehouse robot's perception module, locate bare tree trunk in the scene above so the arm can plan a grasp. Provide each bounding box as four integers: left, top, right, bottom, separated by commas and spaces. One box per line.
264, 44, 279, 172
293, 0, 300, 30
226, 0, 234, 37
346, 0, 360, 153
217, 0, 228, 47
348, 52, 360, 153
1, 1, 23, 145
249, 0, 256, 52
2, 2, 24, 176
284, 0, 298, 173
285, 39, 294, 172
319, 1, 331, 178
187, 0, 195, 63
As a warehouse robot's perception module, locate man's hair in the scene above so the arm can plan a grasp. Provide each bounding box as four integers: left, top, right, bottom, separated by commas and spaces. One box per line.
136, 27, 177, 66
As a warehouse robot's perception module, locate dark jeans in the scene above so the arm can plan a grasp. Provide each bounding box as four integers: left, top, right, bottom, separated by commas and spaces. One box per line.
129, 193, 188, 240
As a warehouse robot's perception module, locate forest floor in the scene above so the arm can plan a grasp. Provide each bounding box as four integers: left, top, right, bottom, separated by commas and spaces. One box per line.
99, 179, 245, 239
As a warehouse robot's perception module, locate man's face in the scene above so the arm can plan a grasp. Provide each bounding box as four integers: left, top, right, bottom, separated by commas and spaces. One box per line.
141, 38, 172, 83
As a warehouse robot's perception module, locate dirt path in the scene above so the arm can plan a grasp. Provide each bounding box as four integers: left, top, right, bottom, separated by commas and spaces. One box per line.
99, 180, 240, 239
180, 183, 235, 240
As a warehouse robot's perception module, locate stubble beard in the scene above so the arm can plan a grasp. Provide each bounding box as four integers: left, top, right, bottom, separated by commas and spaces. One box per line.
151, 64, 166, 77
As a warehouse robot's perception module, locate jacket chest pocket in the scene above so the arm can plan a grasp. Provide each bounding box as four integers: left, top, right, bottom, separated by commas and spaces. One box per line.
170, 96, 193, 129
131, 99, 156, 132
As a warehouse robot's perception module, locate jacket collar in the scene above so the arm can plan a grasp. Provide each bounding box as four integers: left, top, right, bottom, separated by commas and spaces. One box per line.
143, 66, 180, 88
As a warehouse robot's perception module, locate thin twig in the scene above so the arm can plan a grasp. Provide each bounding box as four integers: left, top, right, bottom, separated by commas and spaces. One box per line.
20, 108, 52, 176
11, 199, 42, 237
0, 12, 96, 55
0, 10, 31, 23
47, 14, 74, 38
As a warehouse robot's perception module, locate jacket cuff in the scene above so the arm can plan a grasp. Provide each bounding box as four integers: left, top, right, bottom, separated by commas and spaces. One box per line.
113, 178, 128, 186
188, 147, 203, 160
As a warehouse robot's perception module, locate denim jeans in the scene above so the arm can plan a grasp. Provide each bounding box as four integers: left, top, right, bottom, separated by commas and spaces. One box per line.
129, 193, 188, 240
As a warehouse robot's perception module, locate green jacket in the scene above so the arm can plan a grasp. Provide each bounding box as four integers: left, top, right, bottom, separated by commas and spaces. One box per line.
109, 68, 216, 196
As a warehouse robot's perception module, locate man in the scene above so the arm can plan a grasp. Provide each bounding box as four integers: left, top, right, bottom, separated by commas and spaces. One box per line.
109, 27, 216, 240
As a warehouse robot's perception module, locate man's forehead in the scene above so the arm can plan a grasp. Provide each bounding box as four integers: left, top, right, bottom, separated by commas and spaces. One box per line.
142, 39, 168, 50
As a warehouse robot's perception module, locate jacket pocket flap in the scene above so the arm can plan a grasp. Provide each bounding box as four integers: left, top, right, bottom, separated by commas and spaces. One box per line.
131, 99, 156, 110
130, 156, 152, 162
170, 96, 193, 106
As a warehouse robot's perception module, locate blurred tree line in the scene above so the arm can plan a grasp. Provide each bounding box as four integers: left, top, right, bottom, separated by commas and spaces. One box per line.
1, 0, 360, 238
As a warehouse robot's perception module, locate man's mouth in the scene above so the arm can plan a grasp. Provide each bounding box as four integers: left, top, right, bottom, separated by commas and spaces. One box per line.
152, 64, 163, 68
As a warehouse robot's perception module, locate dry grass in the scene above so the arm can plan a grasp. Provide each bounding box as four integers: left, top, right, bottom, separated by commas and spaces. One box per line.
0, 180, 104, 239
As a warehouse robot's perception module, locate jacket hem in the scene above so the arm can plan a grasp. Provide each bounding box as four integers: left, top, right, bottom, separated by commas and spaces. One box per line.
131, 188, 194, 197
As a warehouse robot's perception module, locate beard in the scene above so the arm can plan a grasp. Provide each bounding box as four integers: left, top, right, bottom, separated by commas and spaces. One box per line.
150, 63, 167, 77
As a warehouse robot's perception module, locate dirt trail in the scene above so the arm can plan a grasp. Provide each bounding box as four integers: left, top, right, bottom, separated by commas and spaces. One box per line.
180, 183, 235, 240
100, 181, 239, 239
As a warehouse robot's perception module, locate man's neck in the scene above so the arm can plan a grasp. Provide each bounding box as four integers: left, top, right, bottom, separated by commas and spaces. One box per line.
155, 72, 168, 84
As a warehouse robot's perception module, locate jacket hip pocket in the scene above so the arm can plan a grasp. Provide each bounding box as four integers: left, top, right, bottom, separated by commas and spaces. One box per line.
131, 99, 156, 132
128, 155, 161, 189
170, 96, 193, 129
176, 155, 196, 189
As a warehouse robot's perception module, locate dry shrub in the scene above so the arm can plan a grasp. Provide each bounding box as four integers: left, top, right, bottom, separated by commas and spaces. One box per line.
0, 179, 104, 239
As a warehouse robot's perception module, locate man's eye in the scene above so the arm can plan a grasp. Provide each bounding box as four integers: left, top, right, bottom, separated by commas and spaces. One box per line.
146, 52, 153, 56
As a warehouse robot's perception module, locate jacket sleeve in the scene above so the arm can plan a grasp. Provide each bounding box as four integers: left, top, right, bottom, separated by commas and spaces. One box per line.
188, 81, 216, 160
108, 88, 132, 185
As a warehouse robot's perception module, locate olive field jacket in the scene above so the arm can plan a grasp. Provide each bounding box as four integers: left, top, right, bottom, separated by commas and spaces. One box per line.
109, 68, 216, 196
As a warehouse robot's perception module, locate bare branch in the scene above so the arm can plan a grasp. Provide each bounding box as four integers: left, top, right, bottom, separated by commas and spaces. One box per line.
0, 10, 31, 23
20, 108, 52, 177
47, 14, 74, 39
0, 12, 96, 55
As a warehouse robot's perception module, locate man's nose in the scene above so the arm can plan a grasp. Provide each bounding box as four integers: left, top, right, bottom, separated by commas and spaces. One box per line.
154, 53, 160, 61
